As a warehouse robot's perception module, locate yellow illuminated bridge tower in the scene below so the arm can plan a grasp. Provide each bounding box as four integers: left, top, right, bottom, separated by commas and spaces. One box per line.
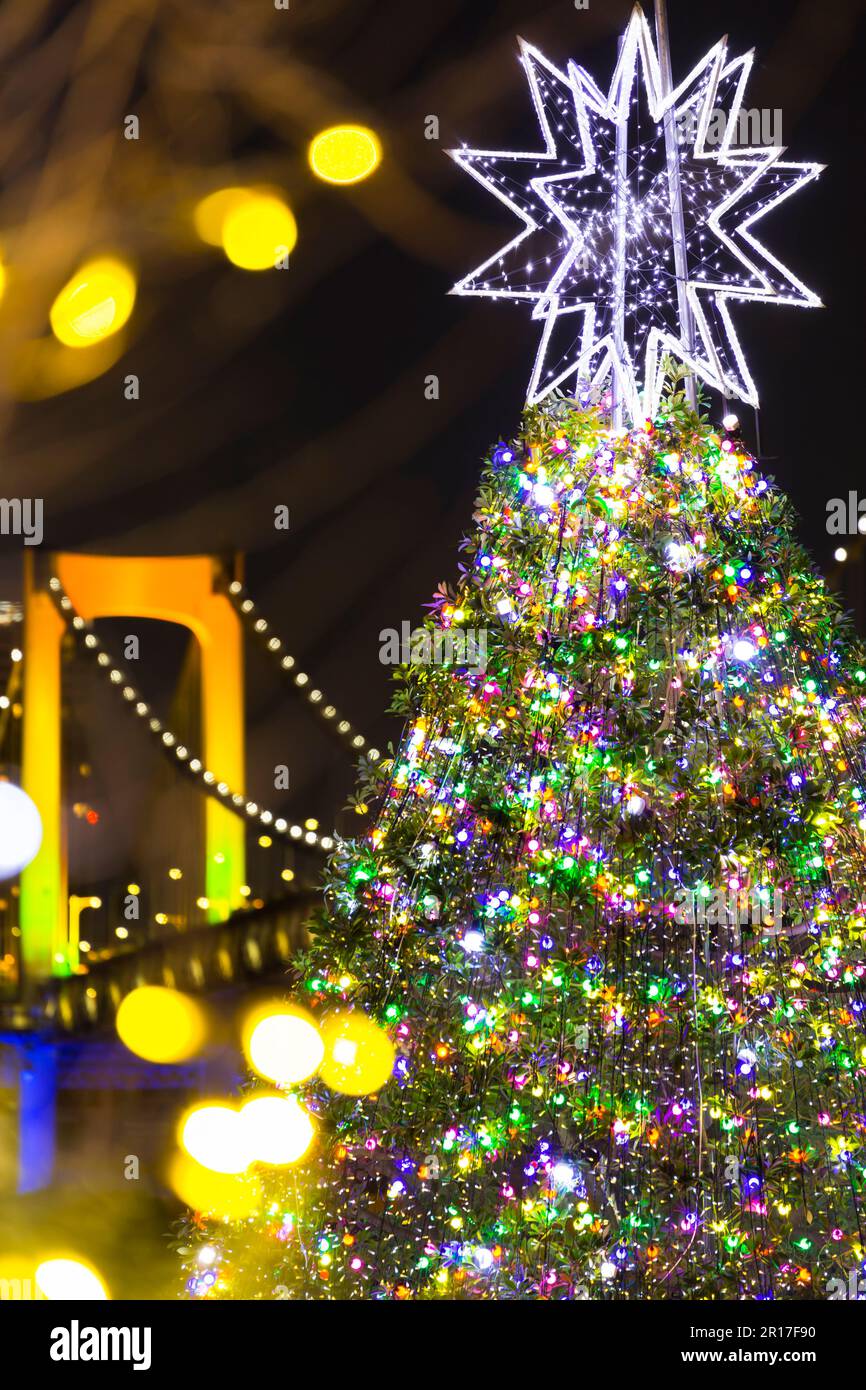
20, 552, 246, 983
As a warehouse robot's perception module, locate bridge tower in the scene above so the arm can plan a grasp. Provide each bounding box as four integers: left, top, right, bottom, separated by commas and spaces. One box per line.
20, 553, 246, 983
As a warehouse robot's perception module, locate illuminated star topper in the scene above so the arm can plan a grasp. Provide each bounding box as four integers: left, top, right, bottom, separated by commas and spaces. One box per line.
449, 6, 822, 423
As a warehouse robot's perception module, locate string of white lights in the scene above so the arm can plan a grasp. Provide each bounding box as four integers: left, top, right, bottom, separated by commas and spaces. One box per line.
226, 579, 380, 763
47, 575, 337, 854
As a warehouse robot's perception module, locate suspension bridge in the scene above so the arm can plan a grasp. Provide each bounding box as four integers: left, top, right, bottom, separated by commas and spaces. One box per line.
0, 552, 376, 1195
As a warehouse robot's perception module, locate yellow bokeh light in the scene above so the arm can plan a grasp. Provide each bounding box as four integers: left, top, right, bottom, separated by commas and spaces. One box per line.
244, 1005, 324, 1085
309, 125, 382, 184
221, 192, 297, 271
115, 985, 207, 1064
49, 257, 136, 348
0, 1257, 37, 1299
180, 1102, 248, 1174
168, 1152, 261, 1223
241, 1094, 315, 1166
35, 1257, 108, 1301
318, 1010, 395, 1096
193, 187, 253, 246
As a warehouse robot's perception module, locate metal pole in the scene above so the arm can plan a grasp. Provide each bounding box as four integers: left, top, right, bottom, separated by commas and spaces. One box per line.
612, 37, 628, 430
654, 0, 697, 411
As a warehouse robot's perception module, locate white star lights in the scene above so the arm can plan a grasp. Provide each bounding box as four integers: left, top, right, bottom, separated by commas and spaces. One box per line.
450, 6, 822, 423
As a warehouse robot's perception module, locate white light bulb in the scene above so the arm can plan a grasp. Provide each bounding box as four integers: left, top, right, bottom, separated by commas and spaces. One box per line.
461, 930, 485, 953
552, 1162, 576, 1189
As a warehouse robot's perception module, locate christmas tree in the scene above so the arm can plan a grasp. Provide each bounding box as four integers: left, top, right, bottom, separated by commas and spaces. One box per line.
181, 386, 866, 1300
180, 10, 866, 1300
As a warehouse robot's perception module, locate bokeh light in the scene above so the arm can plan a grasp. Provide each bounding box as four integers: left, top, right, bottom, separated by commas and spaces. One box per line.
193, 187, 253, 246
168, 1153, 261, 1223
49, 257, 136, 348
221, 192, 297, 271
35, 1257, 109, 1300
180, 1103, 248, 1174
318, 1010, 395, 1095
309, 125, 382, 185
115, 985, 207, 1063
244, 1005, 324, 1085
241, 1093, 315, 1166
0, 782, 43, 880
0, 1258, 37, 1298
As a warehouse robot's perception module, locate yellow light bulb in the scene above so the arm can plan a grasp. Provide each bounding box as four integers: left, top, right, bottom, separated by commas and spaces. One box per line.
116, 985, 207, 1063
221, 192, 297, 271
309, 125, 382, 185
50, 257, 136, 348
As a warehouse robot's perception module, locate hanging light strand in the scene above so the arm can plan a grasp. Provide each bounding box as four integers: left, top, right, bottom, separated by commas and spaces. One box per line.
225, 580, 380, 763
47, 575, 337, 854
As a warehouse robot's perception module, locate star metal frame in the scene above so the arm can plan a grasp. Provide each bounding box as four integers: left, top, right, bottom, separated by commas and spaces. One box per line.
449, 6, 823, 423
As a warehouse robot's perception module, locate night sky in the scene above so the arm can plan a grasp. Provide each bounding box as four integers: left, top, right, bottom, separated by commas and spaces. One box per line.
0, 0, 863, 890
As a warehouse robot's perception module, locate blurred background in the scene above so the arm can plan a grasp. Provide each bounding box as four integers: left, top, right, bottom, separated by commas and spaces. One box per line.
0, 0, 863, 1299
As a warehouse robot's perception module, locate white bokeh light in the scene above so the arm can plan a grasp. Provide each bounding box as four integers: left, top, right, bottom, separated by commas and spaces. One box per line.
0, 782, 42, 879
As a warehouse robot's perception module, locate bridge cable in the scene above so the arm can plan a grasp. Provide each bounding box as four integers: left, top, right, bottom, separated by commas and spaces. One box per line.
47, 575, 338, 855
226, 580, 380, 764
